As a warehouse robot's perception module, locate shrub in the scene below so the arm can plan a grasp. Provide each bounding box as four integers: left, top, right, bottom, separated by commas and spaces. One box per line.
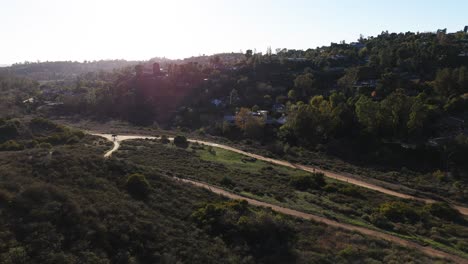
339, 185, 364, 198
0, 121, 19, 143
0, 190, 12, 207
160, 135, 170, 144
424, 202, 460, 222
191, 201, 295, 263
376, 201, 420, 223
25, 140, 38, 148
30, 117, 62, 133
338, 246, 359, 260
173, 135, 188, 148
11, 185, 81, 226
432, 170, 446, 182
220, 176, 235, 188
207, 146, 216, 155
66, 136, 80, 144
39, 143, 52, 149
289, 173, 326, 191
323, 184, 338, 193
3, 247, 29, 264
125, 174, 151, 199
197, 128, 206, 135
241, 157, 257, 163
0, 140, 24, 151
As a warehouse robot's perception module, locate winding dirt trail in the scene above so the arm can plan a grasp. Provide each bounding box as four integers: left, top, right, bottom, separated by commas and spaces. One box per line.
176, 178, 467, 264
92, 132, 468, 216
91, 133, 468, 263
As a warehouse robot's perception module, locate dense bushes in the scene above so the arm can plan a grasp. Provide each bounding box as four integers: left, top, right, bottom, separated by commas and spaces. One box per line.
29, 118, 85, 145
192, 200, 296, 263
375, 201, 420, 224
220, 176, 235, 188
424, 202, 461, 222
371, 201, 463, 232
0, 118, 85, 152
0, 119, 19, 143
11, 185, 82, 227
173, 135, 188, 148
0, 134, 456, 263
0, 145, 245, 263
289, 172, 326, 191
0, 140, 24, 151
29, 117, 62, 133
160, 135, 170, 144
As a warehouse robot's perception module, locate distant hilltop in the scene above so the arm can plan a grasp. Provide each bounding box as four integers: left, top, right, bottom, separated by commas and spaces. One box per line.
0, 64, 10, 67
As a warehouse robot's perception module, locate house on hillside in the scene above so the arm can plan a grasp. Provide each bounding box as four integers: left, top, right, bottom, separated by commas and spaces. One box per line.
330, 54, 348, 60
354, 79, 378, 89
252, 110, 269, 122
287, 58, 307, 62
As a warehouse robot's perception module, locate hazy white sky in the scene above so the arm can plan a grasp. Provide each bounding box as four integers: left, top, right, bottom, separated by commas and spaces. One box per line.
1, 0, 467, 64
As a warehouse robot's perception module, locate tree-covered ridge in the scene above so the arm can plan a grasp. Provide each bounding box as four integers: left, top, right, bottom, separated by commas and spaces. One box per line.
171, 29, 468, 183
5, 28, 468, 201
0, 74, 39, 117
0, 60, 142, 81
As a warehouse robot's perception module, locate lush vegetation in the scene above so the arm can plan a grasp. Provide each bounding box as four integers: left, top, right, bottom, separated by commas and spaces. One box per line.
0, 74, 39, 117
0, 117, 86, 151
0, 60, 143, 81
0, 121, 448, 263
11, 29, 467, 203
116, 139, 468, 257
1, 28, 468, 262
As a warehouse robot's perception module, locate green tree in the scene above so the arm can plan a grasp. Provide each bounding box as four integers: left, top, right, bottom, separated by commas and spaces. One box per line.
380, 91, 412, 137
125, 173, 151, 199
245, 50, 253, 60
160, 135, 170, 144
287, 90, 297, 101
235, 108, 265, 138
355, 96, 381, 134
294, 73, 316, 97
434, 68, 457, 96
173, 135, 189, 148
407, 99, 429, 137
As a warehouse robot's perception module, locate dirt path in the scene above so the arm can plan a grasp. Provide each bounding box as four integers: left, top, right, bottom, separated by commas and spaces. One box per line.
176, 177, 467, 264
92, 132, 467, 263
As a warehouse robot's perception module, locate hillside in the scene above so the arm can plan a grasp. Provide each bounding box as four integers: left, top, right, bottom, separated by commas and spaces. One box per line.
0, 119, 463, 263
8, 29, 465, 201
1, 28, 468, 263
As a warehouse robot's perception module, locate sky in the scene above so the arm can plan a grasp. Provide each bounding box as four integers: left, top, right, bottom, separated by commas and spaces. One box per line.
1, 0, 467, 64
